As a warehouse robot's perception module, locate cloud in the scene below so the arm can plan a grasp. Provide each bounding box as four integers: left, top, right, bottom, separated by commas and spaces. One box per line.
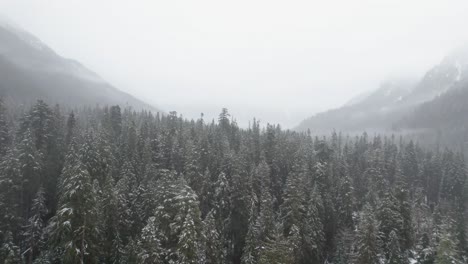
2, 0, 468, 127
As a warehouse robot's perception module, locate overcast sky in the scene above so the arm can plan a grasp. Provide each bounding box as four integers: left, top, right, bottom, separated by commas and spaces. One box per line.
2, 0, 468, 127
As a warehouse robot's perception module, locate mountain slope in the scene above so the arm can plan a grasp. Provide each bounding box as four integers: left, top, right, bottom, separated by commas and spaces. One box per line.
402, 83, 468, 129
295, 78, 415, 132
296, 47, 468, 133
0, 19, 158, 111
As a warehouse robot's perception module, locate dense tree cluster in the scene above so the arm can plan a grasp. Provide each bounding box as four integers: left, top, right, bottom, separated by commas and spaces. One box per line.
0, 100, 467, 264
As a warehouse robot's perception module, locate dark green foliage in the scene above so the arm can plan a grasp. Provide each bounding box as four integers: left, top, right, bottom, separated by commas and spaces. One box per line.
0, 99, 9, 155
47, 141, 99, 263
352, 205, 381, 264
0, 103, 466, 264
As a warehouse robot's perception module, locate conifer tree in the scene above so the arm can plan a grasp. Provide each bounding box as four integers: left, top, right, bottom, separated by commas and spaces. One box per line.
137, 216, 164, 264
18, 128, 42, 217
0, 147, 22, 244
258, 223, 295, 264
241, 202, 260, 264
352, 205, 381, 264
395, 159, 413, 251
378, 192, 403, 249
0, 232, 21, 264
333, 228, 354, 264
65, 111, 76, 148
176, 183, 203, 264
298, 187, 325, 264
257, 177, 275, 242
387, 230, 407, 264
336, 173, 354, 228
99, 176, 123, 263
203, 210, 224, 264
435, 230, 462, 264
116, 160, 144, 243
0, 98, 9, 155
48, 140, 98, 264
22, 186, 47, 264
280, 156, 306, 235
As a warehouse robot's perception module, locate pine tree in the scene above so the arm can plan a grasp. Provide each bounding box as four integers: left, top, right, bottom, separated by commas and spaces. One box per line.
257, 177, 275, 242
183, 139, 203, 195
122, 238, 139, 264
175, 183, 204, 264
258, 223, 295, 264
395, 159, 413, 251
65, 111, 76, 148
137, 216, 164, 264
298, 187, 325, 264
454, 203, 467, 260
336, 173, 354, 228
150, 172, 203, 263
435, 231, 462, 264
99, 176, 123, 263
333, 228, 354, 264
241, 202, 260, 264
227, 151, 252, 264
416, 233, 435, 264
289, 224, 302, 263
387, 230, 407, 264
0, 231, 21, 264
0, 98, 10, 156
402, 141, 418, 189
203, 210, 224, 264
377, 192, 403, 250
116, 161, 144, 243
280, 157, 306, 235
22, 186, 47, 264
0, 147, 22, 245
352, 205, 381, 264
48, 140, 98, 264
18, 128, 42, 218
212, 171, 230, 249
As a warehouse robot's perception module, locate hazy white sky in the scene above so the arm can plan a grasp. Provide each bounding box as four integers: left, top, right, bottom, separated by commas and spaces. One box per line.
2, 0, 468, 127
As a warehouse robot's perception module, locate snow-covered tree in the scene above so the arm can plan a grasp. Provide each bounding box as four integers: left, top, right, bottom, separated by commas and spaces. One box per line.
137, 216, 164, 264
241, 202, 260, 264
48, 140, 98, 263
386, 230, 407, 264
352, 205, 381, 264
22, 186, 47, 264
0, 232, 21, 264
203, 210, 224, 264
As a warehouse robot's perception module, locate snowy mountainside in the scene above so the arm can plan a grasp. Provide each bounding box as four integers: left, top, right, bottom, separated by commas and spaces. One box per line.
0, 17, 159, 111
296, 47, 468, 133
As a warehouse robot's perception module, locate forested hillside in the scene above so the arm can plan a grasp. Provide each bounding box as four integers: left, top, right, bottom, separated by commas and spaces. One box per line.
295, 79, 415, 132
296, 47, 468, 134
0, 100, 467, 264
400, 83, 468, 149
0, 20, 157, 111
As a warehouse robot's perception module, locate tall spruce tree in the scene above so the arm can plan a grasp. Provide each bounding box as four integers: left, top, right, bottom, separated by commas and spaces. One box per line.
352, 205, 381, 264
22, 186, 47, 264
48, 140, 98, 264
0, 98, 9, 156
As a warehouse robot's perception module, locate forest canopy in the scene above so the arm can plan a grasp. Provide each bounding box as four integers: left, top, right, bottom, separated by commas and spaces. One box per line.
0, 100, 466, 264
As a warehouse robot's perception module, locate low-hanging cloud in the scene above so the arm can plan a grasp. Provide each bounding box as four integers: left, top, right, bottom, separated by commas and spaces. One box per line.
2, 0, 468, 127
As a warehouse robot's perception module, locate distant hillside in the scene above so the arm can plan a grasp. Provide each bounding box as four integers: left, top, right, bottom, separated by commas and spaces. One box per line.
295, 78, 415, 132
0, 18, 159, 111
401, 83, 468, 133
296, 47, 468, 134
